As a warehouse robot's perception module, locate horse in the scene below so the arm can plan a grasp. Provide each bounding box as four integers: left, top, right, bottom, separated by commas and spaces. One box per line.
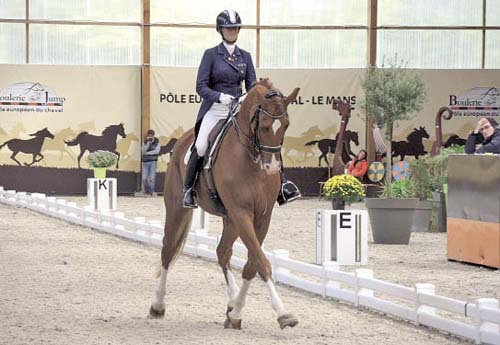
65, 123, 126, 168
149, 79, 300, 330
305, 130, 360, 167
392, 126, 429, 162
0, 127, 55, 166
443, 134, 466, 148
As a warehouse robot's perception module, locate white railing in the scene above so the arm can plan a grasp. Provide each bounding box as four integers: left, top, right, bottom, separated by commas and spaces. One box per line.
0, 186, 499, 345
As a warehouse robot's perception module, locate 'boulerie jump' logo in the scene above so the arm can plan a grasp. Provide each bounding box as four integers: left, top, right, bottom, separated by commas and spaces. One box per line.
449, 87, 499, 117
0, 82, 67, 113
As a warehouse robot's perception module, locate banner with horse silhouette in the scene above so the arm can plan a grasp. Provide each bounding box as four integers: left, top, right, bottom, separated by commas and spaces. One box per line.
0, 65, 141, 193
151, 68, 498, 169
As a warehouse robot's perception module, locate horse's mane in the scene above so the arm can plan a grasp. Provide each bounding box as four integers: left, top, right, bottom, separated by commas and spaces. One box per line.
102, 124, 121, 135
407, 128, 425, 142
253, 78, 274, 90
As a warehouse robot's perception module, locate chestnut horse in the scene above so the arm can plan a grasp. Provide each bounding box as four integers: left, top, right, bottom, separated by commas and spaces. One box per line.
149, 79, 300, 329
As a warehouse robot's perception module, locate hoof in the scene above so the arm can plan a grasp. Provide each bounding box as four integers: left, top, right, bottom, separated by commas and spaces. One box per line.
149, 306, 165, 319
224, 316, 242, 330
277, 313, 299, 329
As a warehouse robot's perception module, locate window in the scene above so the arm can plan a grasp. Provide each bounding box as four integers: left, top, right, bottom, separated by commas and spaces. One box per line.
379, 0, 482, 26
151, 27, 255, 67
260, 30, 366, 68
150, 0, 256, 25
0, 23, 25, 63
29, 0, 141, 22
30, 24, 140, 65
0, 0, 25, 19
260, 0, 367, 26
485, 31, 500, 68
377, 30, 482, 68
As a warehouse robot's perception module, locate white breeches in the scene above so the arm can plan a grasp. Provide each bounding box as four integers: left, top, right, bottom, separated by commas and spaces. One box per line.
195, 103, 230, 156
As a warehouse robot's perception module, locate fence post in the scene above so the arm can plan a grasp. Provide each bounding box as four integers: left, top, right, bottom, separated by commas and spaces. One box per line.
475, 298, 499, 345
355, 268, 373, 307
322, 261, 340, 298
415, 283, 436, 325
272, 249, 289, 282
193, 229, 208, 257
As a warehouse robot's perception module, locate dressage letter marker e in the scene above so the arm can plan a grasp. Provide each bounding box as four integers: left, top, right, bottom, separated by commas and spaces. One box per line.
87, 178, 117, 211
315, 209, 368, 265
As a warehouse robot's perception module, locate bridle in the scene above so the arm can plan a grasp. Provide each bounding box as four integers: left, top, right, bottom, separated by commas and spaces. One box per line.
230, 90, 288, 162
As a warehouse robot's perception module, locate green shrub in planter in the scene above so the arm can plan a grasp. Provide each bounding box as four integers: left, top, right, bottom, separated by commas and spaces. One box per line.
86, 150, 118, 168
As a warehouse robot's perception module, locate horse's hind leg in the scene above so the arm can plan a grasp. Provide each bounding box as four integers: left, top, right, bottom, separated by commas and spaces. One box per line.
10, 151, 22, 166
149, 195, 194, 319
216, 219, 241, 328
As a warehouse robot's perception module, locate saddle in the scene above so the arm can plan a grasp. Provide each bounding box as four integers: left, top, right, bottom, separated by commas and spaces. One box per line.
184, 103, 240, 215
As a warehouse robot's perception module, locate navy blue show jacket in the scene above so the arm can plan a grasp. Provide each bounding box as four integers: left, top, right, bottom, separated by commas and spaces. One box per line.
194, 42, 257, 135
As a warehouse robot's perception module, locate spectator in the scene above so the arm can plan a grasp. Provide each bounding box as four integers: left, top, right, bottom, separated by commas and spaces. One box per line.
347, 149, 368, 179
465, 117, 500, 154
142, 129, 160, 196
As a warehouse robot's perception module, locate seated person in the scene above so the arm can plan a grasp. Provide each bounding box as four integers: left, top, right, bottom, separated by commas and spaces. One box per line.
347, 149, 368, 178
465, 117, 500, 154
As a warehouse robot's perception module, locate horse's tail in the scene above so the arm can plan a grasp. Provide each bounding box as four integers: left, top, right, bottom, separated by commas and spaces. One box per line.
65, 132, 88, 146
0, 140, 10, 151
304, 140, 319, 146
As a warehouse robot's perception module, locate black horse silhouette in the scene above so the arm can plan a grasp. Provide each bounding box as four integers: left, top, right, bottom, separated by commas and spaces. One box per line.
305, 130, 359, 167
392, 126, 429, 162
0, 127, 55, 166
65, 123, 126, 168
444, 134, 466, 148
159, 138, 178, 158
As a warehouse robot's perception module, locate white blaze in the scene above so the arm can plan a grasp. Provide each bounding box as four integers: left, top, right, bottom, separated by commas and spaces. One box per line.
272, 119, 282, 135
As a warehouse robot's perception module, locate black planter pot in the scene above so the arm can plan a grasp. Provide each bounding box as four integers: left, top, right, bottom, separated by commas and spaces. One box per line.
331, 198, 345, 210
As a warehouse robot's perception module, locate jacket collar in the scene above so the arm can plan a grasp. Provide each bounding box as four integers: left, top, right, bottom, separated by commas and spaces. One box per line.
217, 42, 241, 56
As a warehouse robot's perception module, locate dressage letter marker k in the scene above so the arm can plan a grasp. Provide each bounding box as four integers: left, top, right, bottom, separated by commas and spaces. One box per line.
98, 180, 107, 190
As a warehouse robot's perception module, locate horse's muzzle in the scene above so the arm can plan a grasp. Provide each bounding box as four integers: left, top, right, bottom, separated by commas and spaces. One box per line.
261, 154, 281, 175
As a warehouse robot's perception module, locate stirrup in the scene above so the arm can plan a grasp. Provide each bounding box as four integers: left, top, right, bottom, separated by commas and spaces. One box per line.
277, 180, 302, 206
182, 187, 198, 209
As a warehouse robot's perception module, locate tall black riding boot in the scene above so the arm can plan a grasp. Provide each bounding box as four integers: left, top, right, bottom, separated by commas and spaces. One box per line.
277, 171, 302, 206
182, 150, 204, 208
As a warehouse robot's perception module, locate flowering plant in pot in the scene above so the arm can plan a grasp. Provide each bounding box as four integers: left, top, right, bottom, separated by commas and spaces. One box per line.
323, 174, 365, 210
86, 150, 118, 178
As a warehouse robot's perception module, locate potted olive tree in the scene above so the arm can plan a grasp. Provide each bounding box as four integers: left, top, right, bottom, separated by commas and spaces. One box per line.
361, 59, 427, 244
86, 150, 118, 178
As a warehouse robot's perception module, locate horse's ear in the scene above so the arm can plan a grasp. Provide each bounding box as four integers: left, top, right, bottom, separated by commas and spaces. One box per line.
284, 88, 300, 107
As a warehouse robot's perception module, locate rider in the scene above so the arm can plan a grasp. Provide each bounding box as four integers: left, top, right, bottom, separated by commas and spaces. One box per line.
182, 9, 301, 208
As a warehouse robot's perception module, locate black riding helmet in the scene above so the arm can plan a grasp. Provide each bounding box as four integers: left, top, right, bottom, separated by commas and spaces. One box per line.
216, 10, 242, 33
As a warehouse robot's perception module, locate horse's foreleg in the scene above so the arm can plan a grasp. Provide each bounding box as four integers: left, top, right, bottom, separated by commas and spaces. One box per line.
77, 149, 85, 169
24, 153, 37, 167
149, 266, 168, 318
238, 215, 298, 329
113, 151, 121, 168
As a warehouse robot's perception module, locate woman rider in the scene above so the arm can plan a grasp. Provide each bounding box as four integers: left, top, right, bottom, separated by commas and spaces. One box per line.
182, 9, 301, 208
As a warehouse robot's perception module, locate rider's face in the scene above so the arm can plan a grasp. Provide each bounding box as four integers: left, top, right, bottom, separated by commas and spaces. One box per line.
221, 27, 239, 43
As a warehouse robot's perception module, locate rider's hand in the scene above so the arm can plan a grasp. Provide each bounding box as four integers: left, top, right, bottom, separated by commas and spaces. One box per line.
219, 93, 234, 105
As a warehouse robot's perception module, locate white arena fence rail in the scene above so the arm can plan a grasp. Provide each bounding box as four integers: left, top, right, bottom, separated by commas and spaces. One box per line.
0, 186, 499, 345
